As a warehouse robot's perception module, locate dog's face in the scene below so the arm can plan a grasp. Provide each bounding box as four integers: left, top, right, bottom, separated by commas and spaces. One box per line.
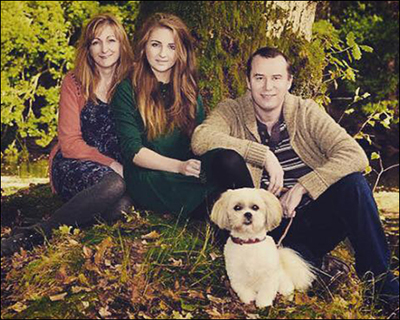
211, 188, 282, 234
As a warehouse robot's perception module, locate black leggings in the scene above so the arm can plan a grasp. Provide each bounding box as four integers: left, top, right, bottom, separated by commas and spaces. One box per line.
37, 172, 132, 236
208, 149, 254, 190
191, 149, 254, 219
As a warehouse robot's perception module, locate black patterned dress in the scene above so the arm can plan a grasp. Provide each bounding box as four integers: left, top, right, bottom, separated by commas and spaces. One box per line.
52, 100, 122, 201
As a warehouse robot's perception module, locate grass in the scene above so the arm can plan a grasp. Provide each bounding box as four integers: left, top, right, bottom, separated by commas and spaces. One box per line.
1, 184, 399, 319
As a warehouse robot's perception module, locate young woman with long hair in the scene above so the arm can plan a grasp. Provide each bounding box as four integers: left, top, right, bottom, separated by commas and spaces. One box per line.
111, 13, 226, 218
1, 13, 134, 256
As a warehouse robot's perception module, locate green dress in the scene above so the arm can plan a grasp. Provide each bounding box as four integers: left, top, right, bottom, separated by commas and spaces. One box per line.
111, 79, 219, 218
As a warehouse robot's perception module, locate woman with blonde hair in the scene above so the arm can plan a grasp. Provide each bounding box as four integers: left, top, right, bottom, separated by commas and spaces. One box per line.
112, 13, 252, 218
2, 13, 134, 256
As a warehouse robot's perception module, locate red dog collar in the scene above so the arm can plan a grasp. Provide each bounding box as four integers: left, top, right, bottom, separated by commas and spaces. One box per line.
230, 236, 267, 245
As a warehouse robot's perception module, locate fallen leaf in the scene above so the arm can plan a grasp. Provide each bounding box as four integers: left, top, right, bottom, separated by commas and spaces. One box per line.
83, 246, 93, 259
138, 312, 153, 319
141, 230, 161, 240
172, 311, 193, 319
55, 266, 68, 282
95, 237, 113, 266
294, 292, 309, 304
59, 225, 72, 235
169, 257, 183, 267
49, 292, 68, 301
159, 300, 170, 311
72, 286, 92, 294
68, 239, 79, 246
99, 306, 112, 318
165, 289, 181, 301
78, 273, 90, 286
130, 274, 147, 304
207, 294, 226, 304
188, 290, 205, 300
180, 299, 197, 312
210, 252, 220, 261
175, 279, 181, 290
10, 302, 28, 313
84, 260, 101, 274
206, 308, 222, 318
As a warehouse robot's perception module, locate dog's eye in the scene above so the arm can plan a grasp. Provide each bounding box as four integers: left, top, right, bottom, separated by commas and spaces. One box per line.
252, 205, 259, 211
234, 205, 242, 211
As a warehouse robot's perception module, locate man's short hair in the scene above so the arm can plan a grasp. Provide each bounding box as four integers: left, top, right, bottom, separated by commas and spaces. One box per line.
246, 47, 293, 80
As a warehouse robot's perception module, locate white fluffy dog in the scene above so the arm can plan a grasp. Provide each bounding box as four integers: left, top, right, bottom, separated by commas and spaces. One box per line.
211, 188, 315, 308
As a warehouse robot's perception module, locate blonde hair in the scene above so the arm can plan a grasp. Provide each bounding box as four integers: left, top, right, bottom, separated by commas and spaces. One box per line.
75, 13, 133, 103
133, 13, 198, 140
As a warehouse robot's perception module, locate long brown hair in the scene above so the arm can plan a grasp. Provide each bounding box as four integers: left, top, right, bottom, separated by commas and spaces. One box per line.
133, 13, 198, 140
75, 13, 133, 103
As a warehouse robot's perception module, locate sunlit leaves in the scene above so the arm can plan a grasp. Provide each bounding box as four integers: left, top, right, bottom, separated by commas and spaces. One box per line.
1, 1, 139, 154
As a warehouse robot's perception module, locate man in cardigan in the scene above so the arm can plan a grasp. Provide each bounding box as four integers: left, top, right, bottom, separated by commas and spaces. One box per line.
192, 47, 399, 309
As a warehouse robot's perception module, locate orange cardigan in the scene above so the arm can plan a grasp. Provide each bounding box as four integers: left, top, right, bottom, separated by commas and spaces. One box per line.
48, 72, 115, 192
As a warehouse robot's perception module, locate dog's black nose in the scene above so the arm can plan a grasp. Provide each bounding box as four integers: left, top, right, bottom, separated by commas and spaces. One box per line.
244, 212, 252, 220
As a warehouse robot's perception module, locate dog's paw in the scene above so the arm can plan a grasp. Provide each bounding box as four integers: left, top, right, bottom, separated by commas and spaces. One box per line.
255, 296, 273, 308
278, 280, 295, 297
286, 293, 294, 302
237, 290, 256, 305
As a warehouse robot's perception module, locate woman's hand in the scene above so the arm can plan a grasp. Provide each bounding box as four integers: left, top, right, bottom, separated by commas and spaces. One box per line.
110, 161, 124, 178
179, 159, 201, 178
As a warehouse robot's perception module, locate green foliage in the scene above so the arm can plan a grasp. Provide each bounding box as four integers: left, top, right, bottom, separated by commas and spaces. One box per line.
332, 2, 398, 103
2, 1, 76, 149
1, 1, 140, 157
325, 1, 399, 170
311, 19, 374, 106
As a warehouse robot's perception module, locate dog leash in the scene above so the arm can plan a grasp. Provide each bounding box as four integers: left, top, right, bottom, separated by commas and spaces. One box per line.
277, 217, 294, 247
275, 186, 294, 247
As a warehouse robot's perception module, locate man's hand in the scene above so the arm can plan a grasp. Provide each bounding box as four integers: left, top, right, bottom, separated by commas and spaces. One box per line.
264, 149, 284, 196
280, 183, 307, 218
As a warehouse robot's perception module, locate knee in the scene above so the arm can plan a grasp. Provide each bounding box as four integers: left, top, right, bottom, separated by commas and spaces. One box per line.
336, 172, 372, 197
103, 194, 133, 223
213, 149, 246, 173
103, 172, 126, 199
340, 172, 368, 188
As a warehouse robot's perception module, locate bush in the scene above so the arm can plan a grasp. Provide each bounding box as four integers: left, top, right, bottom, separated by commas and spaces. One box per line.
1, 1, 140, 157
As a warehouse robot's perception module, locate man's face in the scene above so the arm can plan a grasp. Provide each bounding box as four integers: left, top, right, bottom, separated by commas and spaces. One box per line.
246, 55, 293, 114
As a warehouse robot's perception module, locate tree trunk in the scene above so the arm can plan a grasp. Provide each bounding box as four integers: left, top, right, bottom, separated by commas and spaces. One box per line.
266, 1, 317, 41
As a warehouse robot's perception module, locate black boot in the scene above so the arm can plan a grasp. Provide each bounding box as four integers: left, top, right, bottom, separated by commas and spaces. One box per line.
1, 225, 47, 257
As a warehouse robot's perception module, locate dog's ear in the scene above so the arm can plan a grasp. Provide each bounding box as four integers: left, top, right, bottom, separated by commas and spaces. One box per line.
258, 189, 283, 231
210, 190, 233, 230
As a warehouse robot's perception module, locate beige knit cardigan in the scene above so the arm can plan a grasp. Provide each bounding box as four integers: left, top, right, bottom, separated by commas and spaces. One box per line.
191, 91, 369, 200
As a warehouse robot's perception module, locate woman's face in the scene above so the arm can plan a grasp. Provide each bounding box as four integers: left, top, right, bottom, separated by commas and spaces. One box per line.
145, 27, 178, 83
89, 24, 121, 71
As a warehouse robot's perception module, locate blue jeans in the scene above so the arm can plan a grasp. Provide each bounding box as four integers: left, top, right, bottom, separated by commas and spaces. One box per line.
270, 172, 399, 298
